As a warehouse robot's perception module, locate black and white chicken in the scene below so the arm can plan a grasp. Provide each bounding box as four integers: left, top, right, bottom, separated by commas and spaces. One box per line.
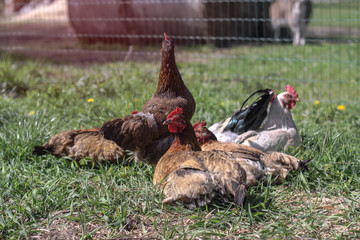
209, 85, 301, 152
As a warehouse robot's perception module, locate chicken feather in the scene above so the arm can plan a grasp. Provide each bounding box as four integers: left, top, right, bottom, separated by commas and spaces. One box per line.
33, 127, 124, 162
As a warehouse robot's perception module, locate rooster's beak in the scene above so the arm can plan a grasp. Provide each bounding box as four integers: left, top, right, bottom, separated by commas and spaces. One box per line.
294, 97, 300, 102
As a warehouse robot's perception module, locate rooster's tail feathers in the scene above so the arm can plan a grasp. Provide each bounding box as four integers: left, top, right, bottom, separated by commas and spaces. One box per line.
261, 152, 311, 178
299, 158, 312, 171
100, 113, 158, 150
32, 145, 51, 156
224, 89, 274, 134
231, 181, 247, 206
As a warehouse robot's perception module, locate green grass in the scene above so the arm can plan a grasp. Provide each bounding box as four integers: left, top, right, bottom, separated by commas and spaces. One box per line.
310, 0, 360, 28
0, 43, 360, 239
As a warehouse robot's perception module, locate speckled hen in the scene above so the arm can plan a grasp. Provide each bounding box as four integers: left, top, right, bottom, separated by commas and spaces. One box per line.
153, 107, 247, 209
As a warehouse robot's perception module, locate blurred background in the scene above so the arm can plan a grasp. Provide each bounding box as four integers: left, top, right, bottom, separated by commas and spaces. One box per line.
0, 0, 359, 105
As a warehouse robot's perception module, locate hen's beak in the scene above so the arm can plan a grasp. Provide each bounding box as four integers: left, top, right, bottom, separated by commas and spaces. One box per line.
163, 119, 171, 125
294, 97, 300, 102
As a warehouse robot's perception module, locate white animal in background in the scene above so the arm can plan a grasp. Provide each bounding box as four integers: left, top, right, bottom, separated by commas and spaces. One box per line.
269, 0, 313, 45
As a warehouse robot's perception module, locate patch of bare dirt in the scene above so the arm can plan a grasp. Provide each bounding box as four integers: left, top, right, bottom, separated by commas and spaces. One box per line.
30, 210, 158, 239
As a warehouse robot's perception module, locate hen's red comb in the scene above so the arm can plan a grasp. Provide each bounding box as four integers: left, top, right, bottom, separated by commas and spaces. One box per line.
164, 32, 168, 40
167, 107, 183, 119
193, 120, 207, 129
132, 110, 138, 114
285, 84, 298, 98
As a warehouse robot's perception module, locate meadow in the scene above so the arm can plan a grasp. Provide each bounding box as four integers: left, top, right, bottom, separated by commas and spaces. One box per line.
310, 0, 360, 29
0, 41, 360, 239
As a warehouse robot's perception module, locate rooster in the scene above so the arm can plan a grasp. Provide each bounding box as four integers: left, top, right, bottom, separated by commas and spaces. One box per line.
153, 107, 247, 209
194, 121, 310, 187
209, 85, 301, 152
33, 127, 125, 162
100, 33, 195, 165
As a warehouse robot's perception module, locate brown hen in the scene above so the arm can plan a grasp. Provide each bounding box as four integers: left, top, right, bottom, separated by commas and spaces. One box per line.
193, 120, 311, 187
153, 107, 247, 209
101, 33, 195, 165
33, 127, 125, 163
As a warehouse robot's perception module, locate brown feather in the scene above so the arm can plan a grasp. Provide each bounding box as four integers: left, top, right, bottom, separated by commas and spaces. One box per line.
33, 128, 124, 163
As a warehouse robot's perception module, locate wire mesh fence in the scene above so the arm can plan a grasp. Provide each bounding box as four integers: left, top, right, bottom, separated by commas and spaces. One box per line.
0, 0, 359, 105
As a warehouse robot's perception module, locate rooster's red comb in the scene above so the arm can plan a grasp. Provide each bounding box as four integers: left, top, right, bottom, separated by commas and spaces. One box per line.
164, 32, 168, 40
193, 120, 207, 129
285, 84, 298, 98
132, 110, 138, 114
167, 107, 183, 119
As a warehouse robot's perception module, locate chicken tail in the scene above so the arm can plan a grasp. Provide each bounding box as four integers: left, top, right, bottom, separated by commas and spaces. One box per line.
32, 145, 51, 156
100, 117, 125, 145
213, 165, 247, 206
223, 89, 274, 134
100, 112, 158, 151
298, 158, 312, 171
163, 167, 247, 209
231, 181, 247, 206
162, 168, 217, 209
261, 152, 305, 179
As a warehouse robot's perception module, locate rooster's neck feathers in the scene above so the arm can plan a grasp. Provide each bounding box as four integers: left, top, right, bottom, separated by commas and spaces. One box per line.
265, 97, 296, 129
167, 122, 201, 153
156, 42, 186, 96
